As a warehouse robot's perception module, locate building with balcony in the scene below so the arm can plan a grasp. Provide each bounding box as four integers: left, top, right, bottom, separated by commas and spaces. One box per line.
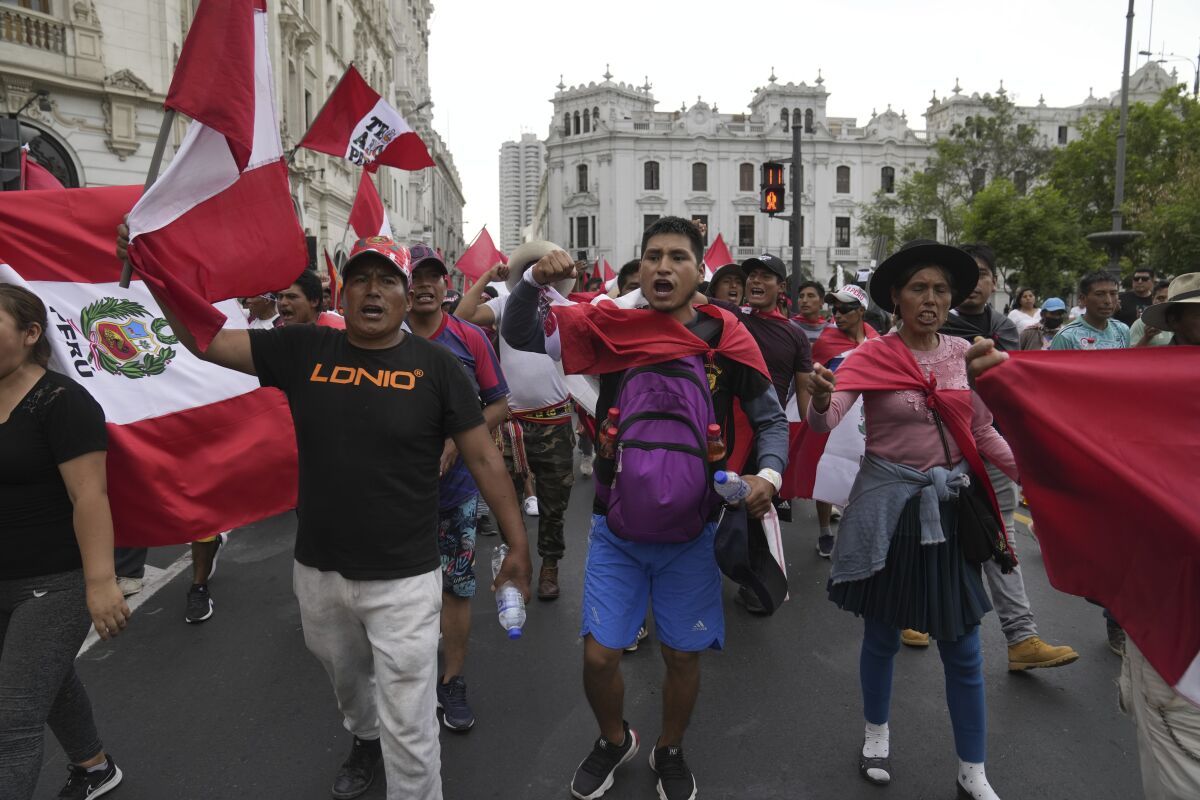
498, 132, 544, 253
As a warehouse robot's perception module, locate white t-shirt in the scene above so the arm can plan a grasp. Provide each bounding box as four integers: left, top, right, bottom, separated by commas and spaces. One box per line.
486, 293, 569, 412
1007, 308, 1039, 333
247, 313, 279, 330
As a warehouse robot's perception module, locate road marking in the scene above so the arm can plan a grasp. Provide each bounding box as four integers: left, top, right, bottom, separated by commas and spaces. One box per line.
78, 550, 193, 657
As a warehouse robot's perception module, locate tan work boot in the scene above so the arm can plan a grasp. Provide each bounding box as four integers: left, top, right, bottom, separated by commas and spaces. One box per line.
1007, 636, 1079, 671
537, 560, 560, 600
900, 629, 930, 647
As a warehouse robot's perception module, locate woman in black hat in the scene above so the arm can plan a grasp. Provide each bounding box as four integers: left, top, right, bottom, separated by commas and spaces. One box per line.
806, 240, 1017, 800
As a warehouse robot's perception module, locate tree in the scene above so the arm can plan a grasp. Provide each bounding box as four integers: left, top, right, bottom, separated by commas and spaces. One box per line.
962, 179, 1097, 298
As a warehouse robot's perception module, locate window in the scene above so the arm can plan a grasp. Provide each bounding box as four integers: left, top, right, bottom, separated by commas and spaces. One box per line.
738, 215, 755, 248
644, 161, 659, 191
780, 109, 789, 132
739, 163, 754, 192
1057, 125, 1068, 145
304, 90, 313, 126
576, 164, 588, 193
563, 112, 571, 137
693, 214, 709, 244
12, 0, 52, 11
325, 0, 333, 34
836, 166, 850, 194
643, 214, 660, 232
922, 219, 938, 240
881, 166, 895, 194
573, 111, 580, 135
576, 216, 590, 248
592, 107, 599, 129
804, 108, 814, 133
691, 162, 707, 192
337, 12, 344, 54
835, 217, 851, 248
1014, 170, 1028, 196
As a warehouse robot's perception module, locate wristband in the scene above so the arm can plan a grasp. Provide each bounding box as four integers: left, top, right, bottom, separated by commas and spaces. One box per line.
756, 468, 782, 494
522, 269, 544, 288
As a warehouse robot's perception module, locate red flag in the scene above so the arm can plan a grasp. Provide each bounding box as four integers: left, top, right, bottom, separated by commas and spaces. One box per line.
297, 64, 434, 171
20, 147, 65, 190
704, 234, 734, 272
323, 248, 341, 311
0, 184, 297, 547
591, 258, 615, 282
976, 348, 1200, 705
126, 1, 307, 352
348, 169, 391, 239
455, 227, 506, 281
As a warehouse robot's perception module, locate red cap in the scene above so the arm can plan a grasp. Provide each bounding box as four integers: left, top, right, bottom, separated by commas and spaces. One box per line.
342, 236, 412, 284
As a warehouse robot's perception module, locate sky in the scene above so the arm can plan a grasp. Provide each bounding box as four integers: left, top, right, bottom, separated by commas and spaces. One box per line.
427, 0, 1200, 245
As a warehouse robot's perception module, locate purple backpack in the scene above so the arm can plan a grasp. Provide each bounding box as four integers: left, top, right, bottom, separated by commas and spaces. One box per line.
598, 355, 723, 543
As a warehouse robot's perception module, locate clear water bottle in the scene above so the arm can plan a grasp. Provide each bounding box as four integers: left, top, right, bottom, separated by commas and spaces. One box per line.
713, 470, 751, 504
491, 544, 526, 640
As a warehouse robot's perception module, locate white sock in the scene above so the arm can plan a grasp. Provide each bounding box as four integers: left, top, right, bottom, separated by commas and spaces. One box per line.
862, 722, 890, 782
85, 758, 109, 773
819, 525, 833, 538
958, 761, 1000, 800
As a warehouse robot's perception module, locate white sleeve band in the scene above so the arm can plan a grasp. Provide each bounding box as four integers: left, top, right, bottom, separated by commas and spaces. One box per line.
522, 269, 542, 288
756, 468, 782, 494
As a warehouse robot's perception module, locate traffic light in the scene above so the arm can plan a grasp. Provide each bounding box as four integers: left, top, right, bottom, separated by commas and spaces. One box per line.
760, 161, 785, 215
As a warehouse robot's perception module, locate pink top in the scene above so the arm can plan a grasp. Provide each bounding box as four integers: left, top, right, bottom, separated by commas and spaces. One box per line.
807, 334, 1017, 479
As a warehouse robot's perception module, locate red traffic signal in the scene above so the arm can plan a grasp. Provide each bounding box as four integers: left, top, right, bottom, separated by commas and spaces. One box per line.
760, 161, 785, 214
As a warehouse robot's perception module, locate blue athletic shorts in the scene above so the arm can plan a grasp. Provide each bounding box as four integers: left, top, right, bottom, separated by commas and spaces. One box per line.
580, 514, 724, 652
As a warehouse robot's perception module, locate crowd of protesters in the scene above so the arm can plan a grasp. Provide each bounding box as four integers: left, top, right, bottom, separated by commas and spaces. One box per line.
1, 213, 1197, 800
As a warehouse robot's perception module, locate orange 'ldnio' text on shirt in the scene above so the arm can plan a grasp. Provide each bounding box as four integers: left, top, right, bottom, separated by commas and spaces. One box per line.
308, 364, 425, 389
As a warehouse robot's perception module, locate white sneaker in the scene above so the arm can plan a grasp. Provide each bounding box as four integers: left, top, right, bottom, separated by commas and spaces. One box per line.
524, 496, 540, 516
116, 576, 143, 597
579, 455, 594, 477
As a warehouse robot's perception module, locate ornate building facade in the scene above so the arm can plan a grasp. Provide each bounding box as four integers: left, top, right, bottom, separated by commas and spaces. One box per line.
536, 63, 1177, 286
0, 0, 463, 272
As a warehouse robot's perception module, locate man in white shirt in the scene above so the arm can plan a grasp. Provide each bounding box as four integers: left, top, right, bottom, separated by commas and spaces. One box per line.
242, 293, 279, 330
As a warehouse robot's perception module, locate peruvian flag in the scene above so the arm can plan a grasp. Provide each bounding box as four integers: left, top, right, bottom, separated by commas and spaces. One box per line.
20, 146, 65, 190
455, 227, 507, 282
0, 184, 297, 547
126, 0, 309, 352
297, 64, 434, 171
703, 233, 734, 281
348, 169, 391, 239
976, 348, 1200, 706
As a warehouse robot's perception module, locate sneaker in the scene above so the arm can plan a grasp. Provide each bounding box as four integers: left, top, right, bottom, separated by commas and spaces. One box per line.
1106, 618, 1126, 656
57, 757, 123, 799
436, 675, 475, 731
830, 506, 842, 522
477, 512, 499, 537
1007, 636, 1080, 671
332, 736, 382, 800
570, 721, 639, 800
206, 531, 229, 580
116, 576, 142, 597
900, 628, 930, 647
816, 533, 835, 559
185, 584, 214, 624
624, 625, 649, 653
524, 495, 540, 516
650, 744, 697, 800
580, 454, 594, 477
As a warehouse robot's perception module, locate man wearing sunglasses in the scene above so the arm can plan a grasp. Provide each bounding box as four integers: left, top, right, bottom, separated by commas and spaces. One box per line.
1115, 267, 1155, 326
242, 293, 279, 330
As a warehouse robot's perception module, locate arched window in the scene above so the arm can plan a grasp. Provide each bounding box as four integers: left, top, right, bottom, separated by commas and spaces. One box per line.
577, 164, 589, 193
739, 162, 754, 192
573, 111, 580, 135
644, 160, 659, 191
780, 108, 789, 132
804, 108, 814, 133
836, 165, 851, 193
881, 166, 895, 194
563, 112, 571, 136
692, 162, 707, 192
582, 112, 590, 133
592, 107, 600, 129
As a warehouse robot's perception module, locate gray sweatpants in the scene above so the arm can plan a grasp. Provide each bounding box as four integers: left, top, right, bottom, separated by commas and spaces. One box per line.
983, 463, 1038, 645
0, 569, 104, 800
293, 562, 443, 800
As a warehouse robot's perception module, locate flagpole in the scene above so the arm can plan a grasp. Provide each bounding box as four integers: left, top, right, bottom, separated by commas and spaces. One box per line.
287, 62, 355, 165
119, 108, 177, 288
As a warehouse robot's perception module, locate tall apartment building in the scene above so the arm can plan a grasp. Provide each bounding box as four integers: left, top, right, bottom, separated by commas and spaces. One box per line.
498, 132, 544, 253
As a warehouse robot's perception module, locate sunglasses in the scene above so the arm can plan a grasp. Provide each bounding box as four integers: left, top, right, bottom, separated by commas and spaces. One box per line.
832, 303, 863, 315
1132, 275, 1152, 281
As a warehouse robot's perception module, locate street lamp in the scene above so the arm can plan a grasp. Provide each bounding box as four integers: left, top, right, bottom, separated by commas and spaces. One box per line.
10, 89, 50, 119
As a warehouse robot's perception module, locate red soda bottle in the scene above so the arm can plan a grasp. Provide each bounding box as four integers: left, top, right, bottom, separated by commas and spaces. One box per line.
706, 423, 726, 462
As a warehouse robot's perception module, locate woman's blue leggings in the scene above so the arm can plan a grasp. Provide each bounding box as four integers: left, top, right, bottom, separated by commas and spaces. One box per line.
860, 618, 987, 762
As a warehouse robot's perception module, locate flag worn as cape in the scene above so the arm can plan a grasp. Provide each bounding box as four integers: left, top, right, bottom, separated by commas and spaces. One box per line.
297, 63, 434, 171
0, 184, 297, 547
976, 347, 1200, 705
348, 169, 391, 239
126, 0, 308, 352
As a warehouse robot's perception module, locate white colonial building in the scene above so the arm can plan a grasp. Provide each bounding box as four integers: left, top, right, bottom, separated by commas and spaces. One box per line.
0, 0, 463, 272
535, 63, 1178, 286
498, 131, 544, 253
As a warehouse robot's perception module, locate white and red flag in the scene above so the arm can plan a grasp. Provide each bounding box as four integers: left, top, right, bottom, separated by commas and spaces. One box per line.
591, 257, 615, 283
703, 233, 734, 282
454, 227, 507, 283
348, 169, 392, 239
125, 0, 308, 352
0, 185, 297, 547
297, 64, 434, 171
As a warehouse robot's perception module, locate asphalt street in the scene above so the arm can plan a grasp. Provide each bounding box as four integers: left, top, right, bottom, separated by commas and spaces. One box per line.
34, 468, 1141, 800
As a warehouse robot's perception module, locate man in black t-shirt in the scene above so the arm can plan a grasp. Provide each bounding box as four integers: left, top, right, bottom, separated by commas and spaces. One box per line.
1116, 266, 1155, 326
119, 230, 531, 800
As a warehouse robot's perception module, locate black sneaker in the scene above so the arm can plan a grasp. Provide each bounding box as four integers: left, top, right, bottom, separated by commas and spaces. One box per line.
332, 736, 381, 800
624, 625, 649, 654
650, 744, 697, 800
436, 675, 475, 731
185, 584, 213, 624
57, 756, 123, 799
817, 534, 835, 559
570, 721, 639, 799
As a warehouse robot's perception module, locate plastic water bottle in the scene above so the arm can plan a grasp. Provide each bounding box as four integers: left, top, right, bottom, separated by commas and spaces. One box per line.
490, 544, 526, 639
713, 470, 751, 504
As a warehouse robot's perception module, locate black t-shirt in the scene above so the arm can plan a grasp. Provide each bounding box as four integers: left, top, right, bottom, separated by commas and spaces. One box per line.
1116, 291, 1153, 326
710, 301, 813, 406
0, 370, 107, 580
249, 326, 484, 579
590, 313, 773, 514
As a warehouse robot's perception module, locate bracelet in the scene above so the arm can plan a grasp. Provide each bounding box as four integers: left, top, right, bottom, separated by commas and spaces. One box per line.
756, 468, 782, 494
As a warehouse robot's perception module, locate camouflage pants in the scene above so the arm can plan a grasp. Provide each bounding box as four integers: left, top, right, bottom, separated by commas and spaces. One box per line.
504, 420, 575, 560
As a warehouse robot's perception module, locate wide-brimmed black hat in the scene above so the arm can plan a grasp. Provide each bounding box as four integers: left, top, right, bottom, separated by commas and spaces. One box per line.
869, 239, 979, 313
